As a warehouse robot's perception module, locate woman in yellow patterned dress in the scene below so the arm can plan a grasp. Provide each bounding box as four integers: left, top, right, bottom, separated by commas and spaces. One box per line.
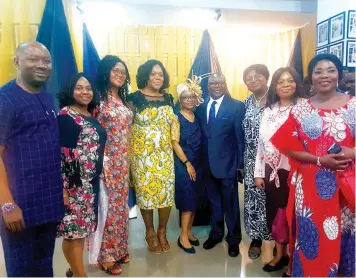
128, 60, 179, 254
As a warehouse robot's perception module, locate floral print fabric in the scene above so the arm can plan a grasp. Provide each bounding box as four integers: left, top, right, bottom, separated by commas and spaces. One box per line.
57, 107, 107, 239
92, 95, 133, 263
271, 97, 356, 277
129, 91, 178, 209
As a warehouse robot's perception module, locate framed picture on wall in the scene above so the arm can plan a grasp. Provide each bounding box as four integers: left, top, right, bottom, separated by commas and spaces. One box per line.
329, 42, 344, 63
347, 10, 356, 39
316, 47, 328, 55
329, 12, 345, 43
317, 19, 329, 47
346, 40, 356, 67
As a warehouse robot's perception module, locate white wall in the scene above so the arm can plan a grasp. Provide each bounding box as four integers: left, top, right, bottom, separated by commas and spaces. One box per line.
317, 0, 355, 22
81, 2, 314, 33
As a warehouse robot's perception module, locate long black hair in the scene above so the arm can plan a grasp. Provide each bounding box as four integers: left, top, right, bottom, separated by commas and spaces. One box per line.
97, 55, 130, 105
266, 67, 303, 107
57, 73, 99, 113
136, 59, 170, 92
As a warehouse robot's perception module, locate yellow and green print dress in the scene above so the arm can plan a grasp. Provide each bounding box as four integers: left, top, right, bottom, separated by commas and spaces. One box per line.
128, 91, 179, 209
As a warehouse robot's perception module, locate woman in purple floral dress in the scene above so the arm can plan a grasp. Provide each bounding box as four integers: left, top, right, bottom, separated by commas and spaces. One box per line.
57, 73, 107, 277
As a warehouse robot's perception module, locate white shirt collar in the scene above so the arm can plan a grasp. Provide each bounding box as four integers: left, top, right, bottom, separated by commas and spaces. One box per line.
209, 95, 225, 105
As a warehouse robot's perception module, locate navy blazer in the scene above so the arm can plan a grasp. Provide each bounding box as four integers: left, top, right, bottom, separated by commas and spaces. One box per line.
196, 95, 245, 179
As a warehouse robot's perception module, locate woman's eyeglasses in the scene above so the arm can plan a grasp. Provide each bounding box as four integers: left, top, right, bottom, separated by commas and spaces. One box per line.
181, 95, 197, 101
245, 74, 265, 84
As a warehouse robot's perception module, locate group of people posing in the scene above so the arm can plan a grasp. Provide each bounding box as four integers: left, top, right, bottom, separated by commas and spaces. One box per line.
0, 41, 355, 278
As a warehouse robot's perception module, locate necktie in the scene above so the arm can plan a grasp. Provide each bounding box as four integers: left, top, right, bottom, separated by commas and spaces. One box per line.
208, 101, 217, 125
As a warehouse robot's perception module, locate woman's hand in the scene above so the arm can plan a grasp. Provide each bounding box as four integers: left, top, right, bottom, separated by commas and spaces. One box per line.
186, 162, 196, 181
254, 178, 265, 189
63, 190, 69, 206
341, 146, 356, 160
320, 153, 352, 170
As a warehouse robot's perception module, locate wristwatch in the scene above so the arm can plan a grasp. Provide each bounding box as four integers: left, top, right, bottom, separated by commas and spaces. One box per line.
1, 203, 16, 213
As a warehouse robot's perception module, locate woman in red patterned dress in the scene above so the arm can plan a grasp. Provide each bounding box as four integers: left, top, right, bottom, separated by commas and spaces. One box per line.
88, 56, 133, 275
271, 54, 355, 277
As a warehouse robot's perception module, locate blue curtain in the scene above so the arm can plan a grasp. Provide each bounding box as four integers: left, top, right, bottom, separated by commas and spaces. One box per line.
288, 30, 304, 78
188, 30, 212, 99
36, 0, 78, 109
83, 23, 100, 84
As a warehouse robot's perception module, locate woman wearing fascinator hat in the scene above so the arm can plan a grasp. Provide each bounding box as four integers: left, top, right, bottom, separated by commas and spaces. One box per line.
172, 76, 205, 254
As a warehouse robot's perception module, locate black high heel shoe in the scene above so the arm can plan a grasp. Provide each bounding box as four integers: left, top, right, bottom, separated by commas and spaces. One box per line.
178, 237, 196, 254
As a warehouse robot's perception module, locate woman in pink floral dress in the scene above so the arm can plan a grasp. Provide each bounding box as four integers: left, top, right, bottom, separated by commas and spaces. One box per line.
88, 56, 133, 275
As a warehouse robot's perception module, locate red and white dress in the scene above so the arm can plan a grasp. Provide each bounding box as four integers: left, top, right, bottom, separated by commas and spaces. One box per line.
271, 97, 355, 277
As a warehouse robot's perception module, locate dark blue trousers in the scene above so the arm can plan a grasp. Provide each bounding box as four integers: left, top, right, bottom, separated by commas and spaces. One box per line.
0, 221, 57, 277
205, 169, 242, 245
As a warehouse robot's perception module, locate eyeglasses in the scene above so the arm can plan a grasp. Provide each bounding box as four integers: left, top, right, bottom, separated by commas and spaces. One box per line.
111, 68, 126, 77
181, 95, 197, 101
245, 74, 265, 84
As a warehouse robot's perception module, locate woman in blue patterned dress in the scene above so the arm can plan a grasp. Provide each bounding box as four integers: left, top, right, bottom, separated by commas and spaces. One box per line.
172, 77, 204, 254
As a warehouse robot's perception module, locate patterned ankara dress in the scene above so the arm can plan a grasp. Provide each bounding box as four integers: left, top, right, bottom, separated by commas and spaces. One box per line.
128, 91, 179, 210
271, 97, 356, 277
242, 95, 271, 241
57, 107, 107, 239
88, 95, 133, 265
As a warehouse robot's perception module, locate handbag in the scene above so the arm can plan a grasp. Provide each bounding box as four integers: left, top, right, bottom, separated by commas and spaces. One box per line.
272, 208, 289, 244
337, 167, 355, 212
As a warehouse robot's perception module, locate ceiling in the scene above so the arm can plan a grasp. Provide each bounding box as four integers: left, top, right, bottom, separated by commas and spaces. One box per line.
78, 0, 318, 13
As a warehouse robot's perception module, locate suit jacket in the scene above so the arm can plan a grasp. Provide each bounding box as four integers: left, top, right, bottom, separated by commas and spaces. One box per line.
196, 95, 245, 179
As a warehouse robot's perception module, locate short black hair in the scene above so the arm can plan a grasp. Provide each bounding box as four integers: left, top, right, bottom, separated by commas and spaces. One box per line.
308, 53, 343, 81
136, 59, 170, 91
97, 55, 130, 104
57, 73, 99, 112
266, 67, 304, 107
243, 64, 270, 83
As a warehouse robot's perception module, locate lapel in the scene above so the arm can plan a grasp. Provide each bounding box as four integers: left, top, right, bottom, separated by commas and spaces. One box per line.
215, 95, 229, 121
201, 98, 210, 135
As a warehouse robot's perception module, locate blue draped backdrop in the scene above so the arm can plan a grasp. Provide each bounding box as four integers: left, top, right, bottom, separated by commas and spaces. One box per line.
188, 30, 212, 99
36, 0, 78, 109
83, 23, 100, 83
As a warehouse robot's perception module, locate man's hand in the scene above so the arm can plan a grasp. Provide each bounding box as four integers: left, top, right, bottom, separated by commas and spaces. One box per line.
3, 205, 25, 232
237, 169, 245, 183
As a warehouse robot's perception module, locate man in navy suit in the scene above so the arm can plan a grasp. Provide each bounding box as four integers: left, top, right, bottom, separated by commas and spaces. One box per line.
196, 73, 245, 257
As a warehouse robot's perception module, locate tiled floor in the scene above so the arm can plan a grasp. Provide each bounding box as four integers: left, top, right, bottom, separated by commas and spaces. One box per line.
0, 190, 286, 277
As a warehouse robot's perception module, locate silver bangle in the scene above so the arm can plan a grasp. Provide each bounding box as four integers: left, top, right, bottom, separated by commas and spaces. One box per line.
316, 157, 322, 167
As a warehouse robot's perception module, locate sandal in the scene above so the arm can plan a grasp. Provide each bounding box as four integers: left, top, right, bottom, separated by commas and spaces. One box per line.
118, 254, 130, 264
157, 229, 170, 253
65, 269, 73, 277
248, 239, 262, 259
146, 234, 163, 254
99, 262, 122, 275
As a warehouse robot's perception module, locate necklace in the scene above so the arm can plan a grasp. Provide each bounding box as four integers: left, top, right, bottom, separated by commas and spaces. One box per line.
180, 111, 195, 122
69, 106, 91, 117
252, 88, 268, 107
278, 103, 292, 113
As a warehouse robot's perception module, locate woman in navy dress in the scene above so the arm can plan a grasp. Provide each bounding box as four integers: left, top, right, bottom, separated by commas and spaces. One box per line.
172, 77, 204, 254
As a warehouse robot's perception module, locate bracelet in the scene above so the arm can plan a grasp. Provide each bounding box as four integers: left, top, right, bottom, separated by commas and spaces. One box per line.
316, 157, 322, 167
183, 160, 189, 165
63, 194, 68, 198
